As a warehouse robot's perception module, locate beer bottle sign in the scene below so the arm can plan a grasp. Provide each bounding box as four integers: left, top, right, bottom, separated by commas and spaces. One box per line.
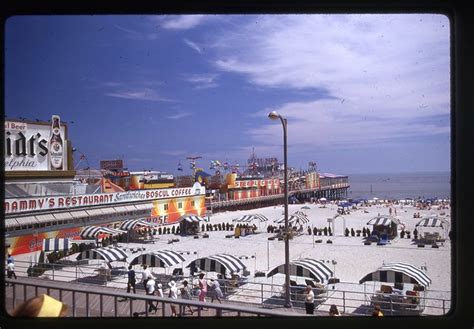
49, 115, 63, 170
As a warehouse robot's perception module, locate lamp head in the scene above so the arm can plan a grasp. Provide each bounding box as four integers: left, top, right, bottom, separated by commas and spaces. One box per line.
268, 111, 280, 120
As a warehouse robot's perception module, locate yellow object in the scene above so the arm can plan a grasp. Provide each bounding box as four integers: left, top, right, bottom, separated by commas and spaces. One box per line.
37, 294, 63, 317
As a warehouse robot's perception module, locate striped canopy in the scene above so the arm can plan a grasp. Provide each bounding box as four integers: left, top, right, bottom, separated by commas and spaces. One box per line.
366, 215, 401, 227
274, 213, 309, 225
42, 238, 70, 252
80, 226, 127, 239
293, 210, 307, 216
130, 250, 186, 268
232, 214, 269, 223
179, 215, 208, 223
119, 219, 155, 231
267, 258, 333, 284
415, 216, 448, 228
186, 254, 247, 275
76, 246, 128, 263
359, 262, 431, 287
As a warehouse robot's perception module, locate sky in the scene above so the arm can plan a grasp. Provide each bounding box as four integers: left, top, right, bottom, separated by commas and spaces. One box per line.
4, 14, 451, 175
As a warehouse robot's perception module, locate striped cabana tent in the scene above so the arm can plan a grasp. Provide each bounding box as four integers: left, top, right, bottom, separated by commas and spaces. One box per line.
415, 216, 449, 241
274, 213, 309, 226
415, 216, 448, 228
76, 246, 128, 263
232, 214, 269, 223
359, 262, 431, 287
366, 215, 401, 226
293, 210, 307, 217
366, 215, 401, 239
267, 258, 333, 284
80, 226, 127, 239
42, 238, 70, 252
186, 254, 247, 275
179, 215, 208, 223
178, 214, 208, 235
119, 219, 156, 231
130, 250, 186, 268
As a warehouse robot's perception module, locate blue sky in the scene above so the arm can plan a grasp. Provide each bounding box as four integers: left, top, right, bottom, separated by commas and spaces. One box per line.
5, 14, 451, 175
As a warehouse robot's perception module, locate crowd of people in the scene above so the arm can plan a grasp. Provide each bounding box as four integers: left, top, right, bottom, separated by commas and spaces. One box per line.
122, 265, 225, 316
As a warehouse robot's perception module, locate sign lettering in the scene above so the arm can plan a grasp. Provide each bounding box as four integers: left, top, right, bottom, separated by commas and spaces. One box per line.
4, 185, 205, 214
4, 119, 67, 171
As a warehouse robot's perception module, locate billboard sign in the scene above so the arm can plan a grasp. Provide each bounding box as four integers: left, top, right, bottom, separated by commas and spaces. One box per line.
5, 183, 205, 214
4, 116, 68, 171
100, 159, 123, 170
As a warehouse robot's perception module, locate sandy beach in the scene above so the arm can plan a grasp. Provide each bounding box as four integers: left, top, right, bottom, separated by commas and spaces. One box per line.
13, 200, 452, 315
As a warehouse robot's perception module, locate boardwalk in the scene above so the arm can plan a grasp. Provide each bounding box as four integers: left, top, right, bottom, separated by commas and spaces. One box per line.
5, 277, 314, 318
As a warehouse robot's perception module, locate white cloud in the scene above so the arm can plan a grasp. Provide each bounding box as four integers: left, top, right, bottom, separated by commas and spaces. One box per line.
210, 14, 450, 149
152, 15, 206, 30
113, 24, 158, 40
182, 73, 219, 89
105, 88, 173, 102
184, 38, 203, 54
166, 112, 192, 120
251, 99, 449, 152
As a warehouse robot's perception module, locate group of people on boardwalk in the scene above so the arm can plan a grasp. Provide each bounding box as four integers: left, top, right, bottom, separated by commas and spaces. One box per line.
123, 264, 223, 316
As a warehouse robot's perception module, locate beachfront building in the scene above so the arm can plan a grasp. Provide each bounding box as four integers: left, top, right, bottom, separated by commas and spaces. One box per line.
4, 116, 207, 256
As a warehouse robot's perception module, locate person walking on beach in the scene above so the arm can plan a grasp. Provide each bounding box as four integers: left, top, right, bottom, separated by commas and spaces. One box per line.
150, 283, 163, 312
304, 285, 315, 315
127, 265, 137, 294
168, 280, 178, 317
7, 261, 17, 283
156, 283, 164, 298
329, 304, 340, 316
372, 304, 383, 317
198, 272, 208, 309
209, 278, 223, 304
142, 265, 151, 290
180, 280, 194, 315
145, 275, 158, 313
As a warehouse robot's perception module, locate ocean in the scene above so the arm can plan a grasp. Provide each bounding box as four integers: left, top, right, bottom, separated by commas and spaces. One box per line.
346, 172, 451, 200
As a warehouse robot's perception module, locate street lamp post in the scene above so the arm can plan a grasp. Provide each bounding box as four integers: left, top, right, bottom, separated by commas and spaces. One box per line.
268, 111, 292, 308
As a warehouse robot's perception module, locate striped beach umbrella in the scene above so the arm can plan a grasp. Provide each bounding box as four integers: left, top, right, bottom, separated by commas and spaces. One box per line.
42, 238, 70, 252
186, 254, 247, 275
267, 258, 333, 283
130, 250, 186, 268
80, 226, 127, 239
76, 246, 128, 263
119, 219, 156, 231
359, 262, 431, 287
232, 214, 269, 223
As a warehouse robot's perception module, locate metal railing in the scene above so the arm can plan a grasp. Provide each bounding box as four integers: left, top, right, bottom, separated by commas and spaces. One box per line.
7, 260, 451, 316
5, 278, 298, 317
